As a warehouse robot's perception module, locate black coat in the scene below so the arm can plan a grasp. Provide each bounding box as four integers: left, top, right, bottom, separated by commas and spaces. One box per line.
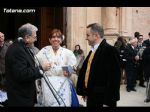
5, 40, 42, 106
142, 47, 150, 80
143, 39, 150, 47
124, 44, 138, 70
76, 39, 121, 105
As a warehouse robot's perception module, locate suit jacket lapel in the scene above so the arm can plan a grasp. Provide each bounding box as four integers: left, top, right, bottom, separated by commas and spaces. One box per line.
91, 39, 106, 65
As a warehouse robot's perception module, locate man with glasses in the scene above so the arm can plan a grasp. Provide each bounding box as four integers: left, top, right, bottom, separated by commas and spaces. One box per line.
5, 23, 50, 106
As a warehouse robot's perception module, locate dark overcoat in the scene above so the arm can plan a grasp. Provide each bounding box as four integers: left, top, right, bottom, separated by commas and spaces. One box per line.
76, 39, 121, 106
143, 39, 150, 47
124, 44, 138, 70
5, 40, 42, 106
142, 47, 150, 80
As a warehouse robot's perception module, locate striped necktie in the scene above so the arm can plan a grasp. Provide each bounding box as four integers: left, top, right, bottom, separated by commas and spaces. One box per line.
84, 51, 95, 88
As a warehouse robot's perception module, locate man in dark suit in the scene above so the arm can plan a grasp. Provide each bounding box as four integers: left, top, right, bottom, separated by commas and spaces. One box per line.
142, 45, 150, 103
143, 32, 150, 48
0, 32, 12, 106
0, 32, 12, 90
5, 23, 50, 107
137, 35, 146, 87
124, 38, 139, 92
76, 23, 121, 107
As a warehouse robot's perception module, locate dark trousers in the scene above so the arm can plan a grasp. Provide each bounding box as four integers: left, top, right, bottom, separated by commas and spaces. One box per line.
146, 78, 150, 100
125, 66, 137, 89
87, 95, 117, 107
137, 62, 144, 85
0, 73, 6, 90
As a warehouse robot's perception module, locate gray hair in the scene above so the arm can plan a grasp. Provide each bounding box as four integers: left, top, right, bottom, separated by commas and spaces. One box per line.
18, 23, 38, 38
87, 23, 104, 38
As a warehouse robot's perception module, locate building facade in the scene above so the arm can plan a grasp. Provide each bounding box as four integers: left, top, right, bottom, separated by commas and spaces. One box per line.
0, 7, 150, 56
66, 7, 150, 55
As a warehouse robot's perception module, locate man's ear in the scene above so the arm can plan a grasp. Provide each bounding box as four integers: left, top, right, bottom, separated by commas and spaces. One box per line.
94, 33, 99, 39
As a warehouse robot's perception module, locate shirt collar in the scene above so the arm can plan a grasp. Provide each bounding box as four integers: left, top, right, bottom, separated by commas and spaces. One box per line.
131, 45, 135, 49
91, 43, 100, 52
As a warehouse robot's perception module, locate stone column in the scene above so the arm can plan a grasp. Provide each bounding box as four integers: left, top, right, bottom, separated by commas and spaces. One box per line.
119, 7, 133, 42
66, 7, 87, 53
101, 7, 118, 45
66, 7, 102, 56
103, 7, 118, 35
125, 7, 133, 38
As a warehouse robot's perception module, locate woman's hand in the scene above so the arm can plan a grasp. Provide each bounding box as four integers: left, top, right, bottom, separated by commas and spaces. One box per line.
41, 62, 51, 71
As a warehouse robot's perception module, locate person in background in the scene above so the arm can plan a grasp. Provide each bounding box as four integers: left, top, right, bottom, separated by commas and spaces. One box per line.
143, 32, 150, 48
134, 32, 140, 39
136, 35, 146, 87
73, 44, 85, 76
0, 32, 12, 90
0, 32, 12, 106
114, 36, 127, 84
35, 29, 79, 107
76, 23, 121, 107
5, 23, 50, 107
124, 37, 139, 92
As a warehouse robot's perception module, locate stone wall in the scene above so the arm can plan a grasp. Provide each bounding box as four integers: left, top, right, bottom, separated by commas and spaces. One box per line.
66, 7, 150, 56
132, 7, 150, 40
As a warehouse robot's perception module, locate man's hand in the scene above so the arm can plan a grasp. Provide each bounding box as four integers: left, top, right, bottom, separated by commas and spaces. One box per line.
82, 96, 87, 102
41, 62, 51, 71
135, 55, 139, 61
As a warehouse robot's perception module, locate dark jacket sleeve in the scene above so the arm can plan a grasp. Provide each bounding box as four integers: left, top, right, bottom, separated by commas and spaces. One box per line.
142, 48, 150, 65
10, 46, 42, 83
124, 46, 134, 61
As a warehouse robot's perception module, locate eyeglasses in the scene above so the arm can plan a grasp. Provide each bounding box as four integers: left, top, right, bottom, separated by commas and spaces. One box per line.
28, 35, 37, 39
32, 36, 37, 39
